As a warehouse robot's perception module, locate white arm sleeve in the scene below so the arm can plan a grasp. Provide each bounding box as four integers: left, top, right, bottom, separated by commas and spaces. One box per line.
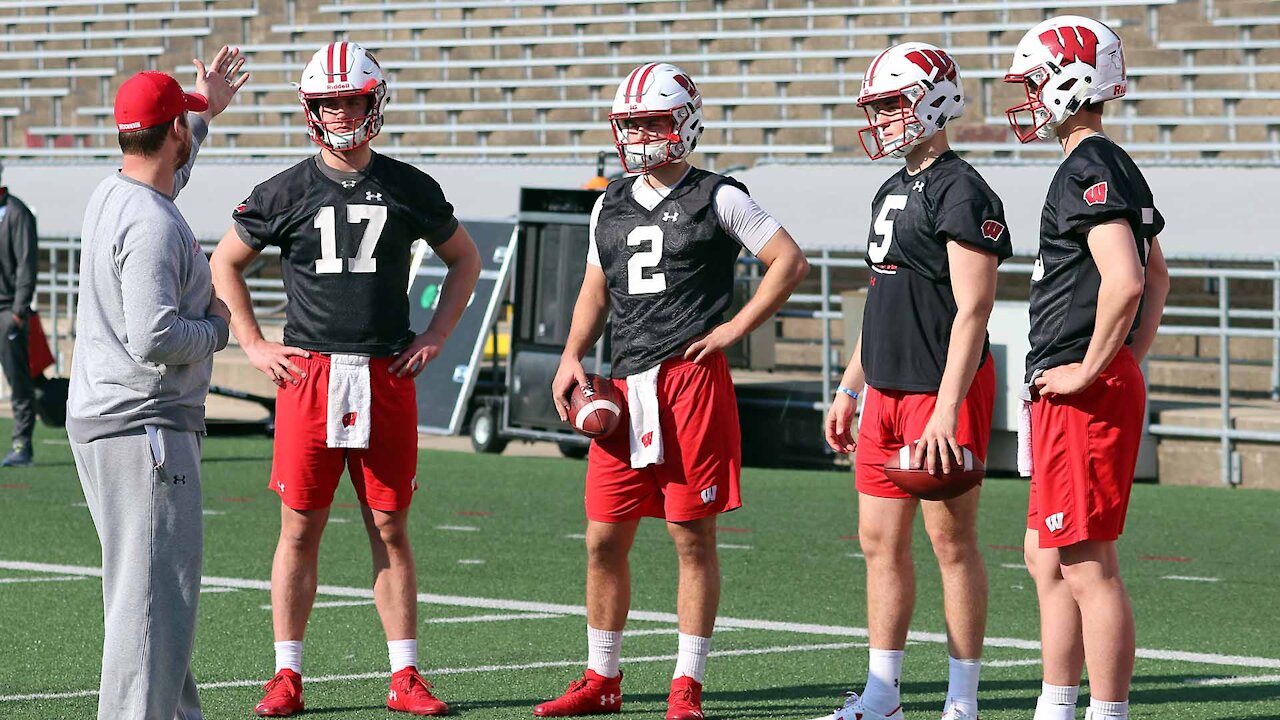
714, 184, 783, 256
586, 194, 605, 267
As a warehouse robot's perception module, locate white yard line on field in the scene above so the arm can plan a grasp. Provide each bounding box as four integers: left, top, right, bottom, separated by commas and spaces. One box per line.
2, 560, 1278, 672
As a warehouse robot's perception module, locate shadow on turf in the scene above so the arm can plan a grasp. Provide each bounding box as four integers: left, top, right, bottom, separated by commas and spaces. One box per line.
250, 677, 1280, 718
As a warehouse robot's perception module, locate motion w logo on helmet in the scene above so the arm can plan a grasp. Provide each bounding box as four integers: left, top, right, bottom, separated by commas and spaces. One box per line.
904, 48, 957, 83
1039, 26, 1099, 66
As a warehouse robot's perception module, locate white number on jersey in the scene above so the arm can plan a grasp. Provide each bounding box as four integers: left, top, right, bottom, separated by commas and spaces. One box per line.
869, 195, 909, 265
313, 204, 389, 274
626, 225, 666, 295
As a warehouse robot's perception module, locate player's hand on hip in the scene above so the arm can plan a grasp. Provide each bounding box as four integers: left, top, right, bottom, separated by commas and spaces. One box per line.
1034, 363, 1093, 397
389, 330, 443, 378
551, 357, 588, 423
824, 392, 857, 454
244, 339, 310, 388
193, 45, 250, 120
683, 322, 741, 364
913, 407, 961, 475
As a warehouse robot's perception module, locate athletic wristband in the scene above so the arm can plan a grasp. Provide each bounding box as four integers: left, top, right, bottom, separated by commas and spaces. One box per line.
837, 385, 859, 400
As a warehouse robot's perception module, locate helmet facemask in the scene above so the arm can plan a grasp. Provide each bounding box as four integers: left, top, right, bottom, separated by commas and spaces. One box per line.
301, 84, 386, 152
609, 106, 689, 173
857, 85, 932, 161
1004, 65, 1066, 143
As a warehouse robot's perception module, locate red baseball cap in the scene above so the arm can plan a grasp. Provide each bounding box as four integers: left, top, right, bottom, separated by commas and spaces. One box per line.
114, 71, 208, 131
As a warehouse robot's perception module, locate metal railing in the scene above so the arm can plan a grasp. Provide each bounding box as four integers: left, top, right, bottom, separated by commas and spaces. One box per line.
763, 249, 1280, 487
21, 239, 1280, 486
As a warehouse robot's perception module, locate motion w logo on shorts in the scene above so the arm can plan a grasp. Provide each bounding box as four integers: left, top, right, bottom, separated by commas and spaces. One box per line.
700, 486, 718, 505
1045, 512, 1065, 533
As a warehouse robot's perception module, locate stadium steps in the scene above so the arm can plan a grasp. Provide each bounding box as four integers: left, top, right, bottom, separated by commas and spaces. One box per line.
1154, 400, 1280, 489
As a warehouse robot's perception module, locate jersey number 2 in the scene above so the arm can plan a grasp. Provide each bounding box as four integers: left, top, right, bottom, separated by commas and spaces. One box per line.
869, 195, 908, 264
314, 205, 387, 274
627, 225, 666, 295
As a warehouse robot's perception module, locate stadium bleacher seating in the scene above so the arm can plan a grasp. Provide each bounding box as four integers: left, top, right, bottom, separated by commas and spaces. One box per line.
1, 0, 1276, 165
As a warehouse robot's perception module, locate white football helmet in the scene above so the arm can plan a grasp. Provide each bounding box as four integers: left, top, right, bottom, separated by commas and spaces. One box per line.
1004, 16, 1127, 143
856, 42, 965, 160
609, 63, 704, 173
297, 41, 388, 151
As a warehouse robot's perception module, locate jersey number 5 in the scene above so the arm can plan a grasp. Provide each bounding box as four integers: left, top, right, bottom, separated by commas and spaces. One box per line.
314, 204, 387, 274
869, 195, 908, 264
627, 225, 666, 295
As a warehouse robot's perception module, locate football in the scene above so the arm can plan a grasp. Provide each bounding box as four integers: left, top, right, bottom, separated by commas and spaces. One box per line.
566, 374, 624, 439
883, 445, 985, 501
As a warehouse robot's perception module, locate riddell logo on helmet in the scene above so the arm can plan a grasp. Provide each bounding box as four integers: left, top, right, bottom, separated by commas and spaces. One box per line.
905, 48, 958, 83
1039, 26, 1099, 66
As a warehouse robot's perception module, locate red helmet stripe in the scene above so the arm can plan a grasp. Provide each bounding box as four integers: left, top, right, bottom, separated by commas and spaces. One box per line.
326, 42, 336, 78
623, 64, 644, 103
634, 62, 659, 101
339, 41, 349, 83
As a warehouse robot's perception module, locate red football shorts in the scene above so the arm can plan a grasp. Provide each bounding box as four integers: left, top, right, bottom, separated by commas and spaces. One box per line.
1027, 346, 1146, 548
855, 354, 996, 499
270, 354, 419, 512
585, 352, 742, 523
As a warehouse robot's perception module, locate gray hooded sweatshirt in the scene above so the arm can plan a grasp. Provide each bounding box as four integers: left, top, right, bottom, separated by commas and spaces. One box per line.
67, 115, 230, 443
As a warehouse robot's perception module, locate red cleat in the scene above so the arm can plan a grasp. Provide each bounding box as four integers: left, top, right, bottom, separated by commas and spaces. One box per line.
665, 676, 704, 720
533, 670, 623, 717
387, 667, 450, 716
254, 669, 304, 717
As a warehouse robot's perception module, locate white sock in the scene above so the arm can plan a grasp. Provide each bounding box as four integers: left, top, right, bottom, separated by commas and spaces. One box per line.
1033, 683, 1079, 720
1088, 698, 1129, 719
586, 625, 622, 679
672, 633, 711, 683
945, 656, 981, 716
274, 640, 303, 674
861, 648, 904, 715
388, 639, 417, 673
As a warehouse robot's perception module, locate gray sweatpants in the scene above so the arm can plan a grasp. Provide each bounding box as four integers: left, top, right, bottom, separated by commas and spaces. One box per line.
72, 428, 205, 720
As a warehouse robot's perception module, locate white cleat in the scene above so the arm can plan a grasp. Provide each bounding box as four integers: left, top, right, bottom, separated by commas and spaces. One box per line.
941, 704, 978, 720
811, 691, 904, 720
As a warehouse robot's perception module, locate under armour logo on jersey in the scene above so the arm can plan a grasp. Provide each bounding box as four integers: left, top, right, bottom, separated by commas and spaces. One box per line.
662, 211, 679, 222
172, 474, 186, 485
389, 690, 398, 702
366, 191, 383, 201
1083, 181, 1108, 206
601, 694, 619, 706
277, 481, 286, 493
981, 220, 1005, 242
341, 180, 357, 189
1045, 512, 1065, 533
913, 181, 925, 193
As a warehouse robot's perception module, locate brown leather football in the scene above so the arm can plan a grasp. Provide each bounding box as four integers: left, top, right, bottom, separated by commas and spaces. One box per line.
883, 445, 985, 500
566, 374, 624, 439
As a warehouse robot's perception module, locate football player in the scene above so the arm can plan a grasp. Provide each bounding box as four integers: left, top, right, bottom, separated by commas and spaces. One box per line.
1004, 16, 1168, 720
536, 62, 808, 720
823, 43, 1012, 720
209, 41, 481, 717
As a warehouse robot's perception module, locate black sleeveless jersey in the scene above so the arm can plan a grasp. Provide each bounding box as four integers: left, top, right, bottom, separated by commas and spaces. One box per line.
233, 153, 458, 356
594, 168, 748, 376
860, 151, 1013, 392
1026, 135, 1164, 382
